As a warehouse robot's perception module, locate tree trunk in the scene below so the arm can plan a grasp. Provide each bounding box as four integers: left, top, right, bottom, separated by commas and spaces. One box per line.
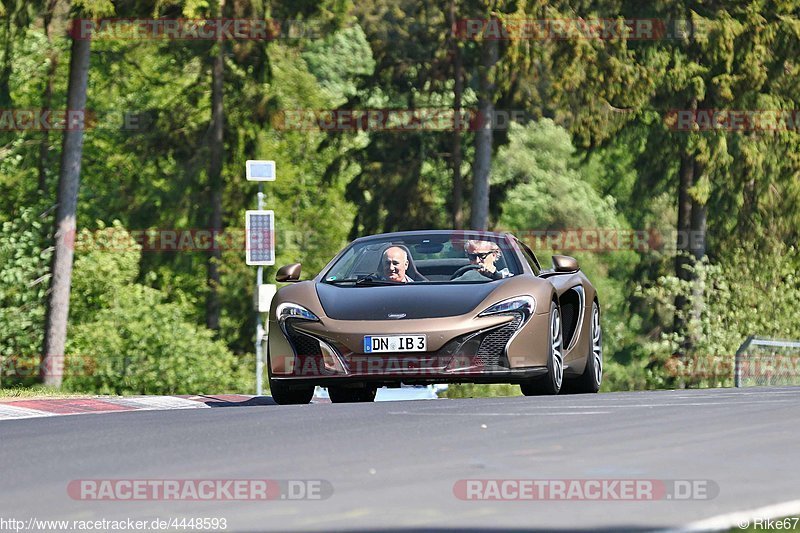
39, 0, 61, 194
673, 151, 693, 338
449, 0, 464, 229
205, 0, 226, 331
0, 12, 13, 107
39, 58, 58, 194
470, 34, 498, 231
687, 168, 707, 349
675, 152, 694, 274
41, 35, 91, 388
690, 193, 707, 262
672, 81, 697, 340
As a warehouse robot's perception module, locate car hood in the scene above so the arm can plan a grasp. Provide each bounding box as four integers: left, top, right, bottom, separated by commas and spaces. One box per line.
315, 282, 499, 320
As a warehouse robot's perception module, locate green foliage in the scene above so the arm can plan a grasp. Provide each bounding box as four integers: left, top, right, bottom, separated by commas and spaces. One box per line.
65, 284, 251, 395
302, 23, 375, 104
495, 120, 645, 378
637, 244, 800, 388
70, 221, 140, 322
0, 207, 51, 387
0, 385, 84, 398
495, 120, 622, 230
64, 224, 251, 394
215, 41, 359, 352
4, 0, 800, 398
441, 383, 522, 399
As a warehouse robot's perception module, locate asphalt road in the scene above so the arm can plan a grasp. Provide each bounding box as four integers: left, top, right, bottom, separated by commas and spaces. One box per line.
2, 387, 800, 532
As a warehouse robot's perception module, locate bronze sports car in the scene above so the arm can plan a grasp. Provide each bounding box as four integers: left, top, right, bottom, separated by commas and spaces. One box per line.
267, 230, 602, 404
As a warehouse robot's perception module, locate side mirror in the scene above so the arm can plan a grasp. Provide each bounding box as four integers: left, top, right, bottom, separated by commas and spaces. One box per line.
276, 263, 302, 282
552, 255, 579, 273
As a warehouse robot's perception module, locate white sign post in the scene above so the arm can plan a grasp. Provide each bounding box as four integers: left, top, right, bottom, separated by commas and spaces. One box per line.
246, 160, 276, 396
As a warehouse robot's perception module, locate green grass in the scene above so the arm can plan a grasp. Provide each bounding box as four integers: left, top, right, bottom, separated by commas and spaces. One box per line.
0, 385, 87, 400
440, 383, 523, 399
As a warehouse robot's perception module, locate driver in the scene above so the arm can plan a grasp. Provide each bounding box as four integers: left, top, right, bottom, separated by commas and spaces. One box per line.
453, 240, 512, 281
382, 246, 413, 283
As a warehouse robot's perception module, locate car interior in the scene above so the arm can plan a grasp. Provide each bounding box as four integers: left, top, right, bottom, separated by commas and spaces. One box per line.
347, 241, 512, 281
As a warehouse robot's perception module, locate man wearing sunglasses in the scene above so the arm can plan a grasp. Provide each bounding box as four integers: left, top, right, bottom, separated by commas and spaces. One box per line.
455, 240, 513, 281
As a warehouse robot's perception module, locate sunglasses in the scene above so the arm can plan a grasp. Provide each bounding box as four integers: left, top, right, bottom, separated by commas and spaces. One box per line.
467, 251, 495, 260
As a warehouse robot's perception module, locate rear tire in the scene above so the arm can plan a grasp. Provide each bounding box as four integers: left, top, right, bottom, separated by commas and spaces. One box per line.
563, 301, 602, 394
328, 386, 378, 403
268, 376, 314, 405
520, 301, 564, 396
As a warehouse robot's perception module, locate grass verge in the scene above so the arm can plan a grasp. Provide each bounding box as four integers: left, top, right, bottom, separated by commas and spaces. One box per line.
0, 385, 87, 401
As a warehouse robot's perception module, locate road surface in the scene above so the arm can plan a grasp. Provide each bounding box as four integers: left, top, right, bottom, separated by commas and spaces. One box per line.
2, 387, 800, 531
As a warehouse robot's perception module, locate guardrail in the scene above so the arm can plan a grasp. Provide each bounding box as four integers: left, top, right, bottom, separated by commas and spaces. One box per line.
735, 336, 800, 387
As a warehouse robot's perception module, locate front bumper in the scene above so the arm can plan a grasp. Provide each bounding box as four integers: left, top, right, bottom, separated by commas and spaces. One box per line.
268, 311, 551, 386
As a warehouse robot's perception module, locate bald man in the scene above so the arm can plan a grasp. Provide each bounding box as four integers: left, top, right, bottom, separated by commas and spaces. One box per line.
382, 246, 413, 283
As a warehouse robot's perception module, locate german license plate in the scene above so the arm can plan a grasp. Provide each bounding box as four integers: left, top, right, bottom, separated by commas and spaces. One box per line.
363, 335, 426, 353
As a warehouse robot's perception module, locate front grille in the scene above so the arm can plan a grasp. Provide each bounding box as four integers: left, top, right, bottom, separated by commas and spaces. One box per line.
476, 313, 522, 367
285, 320, 322, 357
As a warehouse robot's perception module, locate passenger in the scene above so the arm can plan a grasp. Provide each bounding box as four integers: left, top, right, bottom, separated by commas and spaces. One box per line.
454, 240, 513, 281
382, 246, 413, 283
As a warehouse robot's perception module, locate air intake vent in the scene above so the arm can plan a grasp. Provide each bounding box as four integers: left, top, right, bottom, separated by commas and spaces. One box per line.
476, 313, 522, 367
286, 321, 322, 357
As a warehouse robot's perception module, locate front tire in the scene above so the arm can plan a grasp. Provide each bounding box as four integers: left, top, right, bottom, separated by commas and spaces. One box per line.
520, 301, 564, 396
268, 376, 314, 405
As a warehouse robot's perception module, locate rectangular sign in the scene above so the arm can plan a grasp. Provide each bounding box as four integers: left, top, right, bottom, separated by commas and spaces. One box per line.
245, 210, 275, 265
246, 160, 276, 181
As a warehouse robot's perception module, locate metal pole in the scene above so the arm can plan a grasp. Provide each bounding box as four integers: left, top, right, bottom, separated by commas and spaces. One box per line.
734, 335, 754, 388
255, 183, 265, 395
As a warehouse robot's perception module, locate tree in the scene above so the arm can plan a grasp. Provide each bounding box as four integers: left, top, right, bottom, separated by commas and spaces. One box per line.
41, 29, 92, 388
38, 0, 65, 194
448, 0, 465, 228
0, 0, 42, 106
205, 0, 228, 331
470, 31, 498, 230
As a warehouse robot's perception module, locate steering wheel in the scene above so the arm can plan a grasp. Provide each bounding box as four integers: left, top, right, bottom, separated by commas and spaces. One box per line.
450, 264, 482, 280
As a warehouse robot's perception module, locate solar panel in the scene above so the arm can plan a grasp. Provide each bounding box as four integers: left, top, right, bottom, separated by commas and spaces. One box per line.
246, 210, 275, 265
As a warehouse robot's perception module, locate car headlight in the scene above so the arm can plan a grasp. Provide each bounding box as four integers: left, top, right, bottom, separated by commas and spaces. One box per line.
276, 302, 320, 323
478, 296, 536, 317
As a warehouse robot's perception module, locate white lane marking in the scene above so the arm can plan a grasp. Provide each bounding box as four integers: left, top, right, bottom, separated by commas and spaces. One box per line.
592, 399, 800, 407
405, 399, 800, 411
663, 498, 800, 532
108, 397, 211, 410
680, 390, 800, 398
388, 411, 611, 416
0, 404, 56, 420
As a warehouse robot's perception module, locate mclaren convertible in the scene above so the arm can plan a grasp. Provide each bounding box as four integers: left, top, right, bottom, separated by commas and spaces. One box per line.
267, 230, 602, 404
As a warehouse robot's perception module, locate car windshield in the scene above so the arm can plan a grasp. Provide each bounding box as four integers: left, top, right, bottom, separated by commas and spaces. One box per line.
322, 233, 522, 284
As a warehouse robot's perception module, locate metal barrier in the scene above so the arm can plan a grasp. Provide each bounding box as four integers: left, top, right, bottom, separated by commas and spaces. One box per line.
735, 336, 800, 387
